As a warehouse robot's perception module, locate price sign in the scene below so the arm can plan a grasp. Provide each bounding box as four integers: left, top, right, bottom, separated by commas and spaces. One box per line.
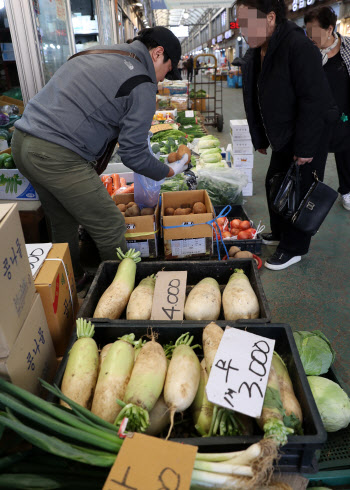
150, 271, 187, 321
26, 243, 53, 279
150, 124, 174, 134
206, 327, 275, 418
103, 433, 197, 490
185, 110, 194, 118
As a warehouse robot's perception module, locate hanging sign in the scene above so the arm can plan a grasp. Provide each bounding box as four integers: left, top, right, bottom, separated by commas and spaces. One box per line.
103, 433, 197, 490
206, 327, 275, 418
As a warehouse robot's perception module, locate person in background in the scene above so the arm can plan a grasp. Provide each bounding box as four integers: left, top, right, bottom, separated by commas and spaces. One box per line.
187, 55, 194, 82
178, 57, 184, 78
305, 7, 350, 211
236, 0, 336, 270
11, 27, 188, 290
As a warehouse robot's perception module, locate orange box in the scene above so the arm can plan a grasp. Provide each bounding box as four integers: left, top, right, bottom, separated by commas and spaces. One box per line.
161, 190, 214, 259
34, 243, 78, 356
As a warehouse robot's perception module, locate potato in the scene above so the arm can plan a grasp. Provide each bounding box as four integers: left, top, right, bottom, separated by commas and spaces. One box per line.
141, 207, 155, 216
117, 203, 126, 213
125, 205, 140, 217
165, 207, 175, 216
228, 246, 241, 257
121, 212, 125, 217
126, 202, 136, 209
235, 251, 253, 259
174, 208, 187, 215
167, 152, 178, 163
176, 144, 191, 162
193, 202, 207, 214
183, 208, 192, 215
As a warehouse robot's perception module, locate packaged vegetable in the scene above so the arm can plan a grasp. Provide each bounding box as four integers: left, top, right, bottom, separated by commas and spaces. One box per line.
293, 330, 335, 375
308, 376, 350, 432
196, 167, 248, 206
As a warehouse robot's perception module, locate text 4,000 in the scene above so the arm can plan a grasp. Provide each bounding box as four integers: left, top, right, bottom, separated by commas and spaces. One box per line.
161, 278, 181, 320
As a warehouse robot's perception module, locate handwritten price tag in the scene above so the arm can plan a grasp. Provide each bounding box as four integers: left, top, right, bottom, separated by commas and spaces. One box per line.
25, 243, 53, 279
206, 327, 275, 418
103, 433, 197, 490
150, 271, 187, 321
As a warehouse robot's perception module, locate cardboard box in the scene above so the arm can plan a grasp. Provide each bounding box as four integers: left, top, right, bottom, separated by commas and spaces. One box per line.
0, 203, 36, 357
113, 193, 159, 258
239, 167, 253, 183
35, 243, 79, 356
161, 190, 214, 259
0, 293, 56, 396
231, 154, 254, 168
230, 119, 252, 140
0, 149, 39, 200
231, 139, 254, 155
242, 183, 254, 196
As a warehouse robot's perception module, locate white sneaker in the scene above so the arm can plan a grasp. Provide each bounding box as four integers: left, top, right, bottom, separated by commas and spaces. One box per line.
342, 193, 350, 211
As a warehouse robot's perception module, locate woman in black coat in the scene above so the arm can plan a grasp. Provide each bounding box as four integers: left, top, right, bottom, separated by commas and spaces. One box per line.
236, 0, 336, 270
305, 7, 350, 211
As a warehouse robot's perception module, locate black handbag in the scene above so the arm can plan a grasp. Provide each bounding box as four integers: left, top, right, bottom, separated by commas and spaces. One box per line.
270, 162, 300, 219
291, 170, 338, 235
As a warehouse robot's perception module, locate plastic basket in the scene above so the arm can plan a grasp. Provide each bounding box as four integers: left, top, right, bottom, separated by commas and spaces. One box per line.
77, 258, 271, 324
50, 323, 327, 473
213, 205, 262, 256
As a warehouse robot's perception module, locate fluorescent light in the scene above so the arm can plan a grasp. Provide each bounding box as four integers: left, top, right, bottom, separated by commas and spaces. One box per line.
237, 36, 242, 41
183, 11, 189, 19
0, 0, 4, 10
134, 2, 143, 5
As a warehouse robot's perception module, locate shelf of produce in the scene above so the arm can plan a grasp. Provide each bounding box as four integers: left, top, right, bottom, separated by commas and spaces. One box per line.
77, 259, 271, 324
50, 323, 326, 473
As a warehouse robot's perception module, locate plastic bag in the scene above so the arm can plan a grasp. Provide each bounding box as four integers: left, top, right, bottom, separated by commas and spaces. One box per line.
134, 132, 164, 208
196, 167, 248, 206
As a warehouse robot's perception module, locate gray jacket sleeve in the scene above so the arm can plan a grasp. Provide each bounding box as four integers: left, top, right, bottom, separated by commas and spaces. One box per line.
117, 82, 170, 181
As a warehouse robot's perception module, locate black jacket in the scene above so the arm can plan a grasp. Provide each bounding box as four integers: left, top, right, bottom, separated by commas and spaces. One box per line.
239, 21, 337, 157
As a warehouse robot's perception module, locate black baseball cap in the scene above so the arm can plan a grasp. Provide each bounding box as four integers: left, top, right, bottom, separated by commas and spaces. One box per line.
138, 26, 182, 80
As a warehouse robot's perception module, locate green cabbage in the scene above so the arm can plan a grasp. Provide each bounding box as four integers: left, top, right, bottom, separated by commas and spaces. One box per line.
200, 148, 222, 156
308, 376, 350, 432
293, 330, 335, 375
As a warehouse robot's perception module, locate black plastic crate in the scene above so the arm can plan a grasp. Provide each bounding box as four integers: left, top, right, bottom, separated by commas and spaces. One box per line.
213, 205, 263, 256
51, 323, 326, 473
78, 259, 271, 323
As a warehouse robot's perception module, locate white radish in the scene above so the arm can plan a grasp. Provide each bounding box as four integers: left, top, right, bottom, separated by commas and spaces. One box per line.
126, 275, 156, 320
94, 248, 141, 319
184, 278, 221, 321
91, 336, 135, 423
146, 394, 170, 436
114, 338, 167, 432
203, 322, 224, 375
99, 343, 112, 371
164, 333, 201, 439
223, 268, 260, 321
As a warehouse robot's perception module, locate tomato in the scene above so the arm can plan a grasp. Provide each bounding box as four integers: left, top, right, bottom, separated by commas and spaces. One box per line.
230, 219, 241, 230
230, 228, 240, 236
237, 230, 252, 240
246, 228, 257, 239
222, 231, 232, 239
239, 220, 251, 230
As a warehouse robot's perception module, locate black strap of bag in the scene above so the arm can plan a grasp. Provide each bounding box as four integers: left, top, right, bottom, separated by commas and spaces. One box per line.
68, 49, 141, 175
291, 171, 338, 236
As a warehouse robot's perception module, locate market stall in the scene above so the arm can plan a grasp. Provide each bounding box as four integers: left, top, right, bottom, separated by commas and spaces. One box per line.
0, 103, 349, 490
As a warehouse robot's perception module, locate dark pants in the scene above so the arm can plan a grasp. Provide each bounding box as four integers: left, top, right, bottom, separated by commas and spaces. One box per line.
335, 151, 350, 195
188, 69, 193, 82
11, 129, 127, 279
265, 129, 330, 256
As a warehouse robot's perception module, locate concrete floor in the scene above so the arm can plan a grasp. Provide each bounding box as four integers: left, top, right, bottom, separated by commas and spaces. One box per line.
205, 81, 350, 393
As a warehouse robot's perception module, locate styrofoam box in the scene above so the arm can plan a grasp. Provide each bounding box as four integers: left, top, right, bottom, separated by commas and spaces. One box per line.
242, 182, 253, 196
232, 139, 253, 155
231, 154, 254, 168
239, 167, 253, 183
230, 119, 252, 140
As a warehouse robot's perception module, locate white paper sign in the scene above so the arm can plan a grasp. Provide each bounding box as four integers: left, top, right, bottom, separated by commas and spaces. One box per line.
26, 243, 52, 279
185, 110, 194, 118
206, 327, 275, 418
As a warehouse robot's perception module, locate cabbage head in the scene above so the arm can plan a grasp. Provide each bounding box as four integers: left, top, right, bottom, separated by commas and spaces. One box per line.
293, 330, 335, 375
308, 376, 350, 432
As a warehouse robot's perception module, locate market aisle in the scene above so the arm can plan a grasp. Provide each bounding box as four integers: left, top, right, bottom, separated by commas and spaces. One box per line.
206, 82, 350, 393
